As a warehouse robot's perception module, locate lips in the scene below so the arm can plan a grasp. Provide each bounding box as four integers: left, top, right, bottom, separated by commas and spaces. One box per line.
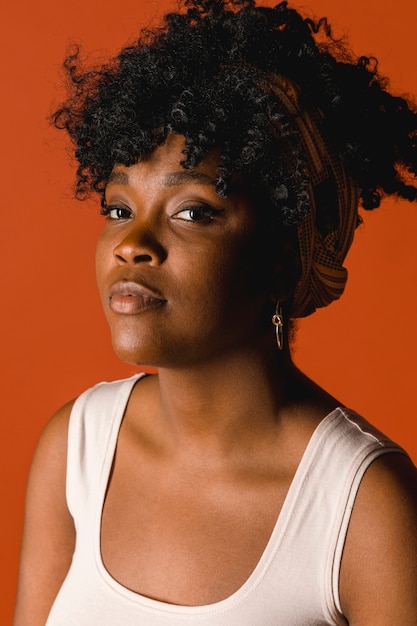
108, 280, 166, 314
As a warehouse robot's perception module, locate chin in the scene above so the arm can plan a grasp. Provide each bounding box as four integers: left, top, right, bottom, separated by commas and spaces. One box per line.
110, 327, 162, 367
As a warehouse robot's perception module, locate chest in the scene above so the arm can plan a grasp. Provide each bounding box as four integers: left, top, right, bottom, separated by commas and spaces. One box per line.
100, 443, 293, 606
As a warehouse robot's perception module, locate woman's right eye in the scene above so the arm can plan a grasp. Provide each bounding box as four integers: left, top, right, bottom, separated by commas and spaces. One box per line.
100, 205, 132, 220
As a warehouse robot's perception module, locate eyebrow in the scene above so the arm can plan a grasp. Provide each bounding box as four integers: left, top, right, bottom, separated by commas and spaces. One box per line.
106, 169, 215, 188
164, 171, 215, 187
107, 170, 129, 186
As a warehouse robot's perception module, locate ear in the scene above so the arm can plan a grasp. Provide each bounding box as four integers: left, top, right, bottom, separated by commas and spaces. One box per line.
268, 263, 291, 304
268, 227, 301, 305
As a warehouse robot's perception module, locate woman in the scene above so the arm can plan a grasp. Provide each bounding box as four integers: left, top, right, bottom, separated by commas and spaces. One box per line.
14, 0, 417, 624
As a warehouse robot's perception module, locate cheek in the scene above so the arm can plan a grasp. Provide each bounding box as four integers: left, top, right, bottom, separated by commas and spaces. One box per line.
173, 236, 271, 325
213, 234, 274, 298
95, 234, 112, 298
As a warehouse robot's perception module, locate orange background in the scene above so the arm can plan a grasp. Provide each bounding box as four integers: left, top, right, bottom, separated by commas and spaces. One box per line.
2, 0, 417, 621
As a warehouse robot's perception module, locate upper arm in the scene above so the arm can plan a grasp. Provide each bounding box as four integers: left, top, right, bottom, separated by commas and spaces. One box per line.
340, 452, 417, 625
13, 400, 76, 626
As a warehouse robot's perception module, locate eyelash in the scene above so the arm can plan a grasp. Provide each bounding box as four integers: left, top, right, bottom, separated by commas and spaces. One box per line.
100, 205, 132, 220
174, 205, 223, 224
100, 203, 223, 224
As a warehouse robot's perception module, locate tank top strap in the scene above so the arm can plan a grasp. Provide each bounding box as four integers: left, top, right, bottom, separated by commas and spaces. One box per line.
264, 407, 406, 622
66, 374, 144, 524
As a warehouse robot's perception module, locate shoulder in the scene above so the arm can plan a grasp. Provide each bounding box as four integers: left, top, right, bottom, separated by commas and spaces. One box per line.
14, 400, 76, 626
24, 399, 76, 529
32, 399, 75, 469
30, 374, 137, 469
23, 399, 76, 511
64, 374, 146, 452
31, 397, 76, 509
67, 374, 145, 423
340, 451, 417, 625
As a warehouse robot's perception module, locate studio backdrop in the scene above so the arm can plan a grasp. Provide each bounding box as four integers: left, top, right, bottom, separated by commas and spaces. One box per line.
2, 0, 416, 621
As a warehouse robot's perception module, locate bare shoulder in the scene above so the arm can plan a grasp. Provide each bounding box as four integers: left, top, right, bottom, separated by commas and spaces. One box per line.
25, 399, 76, 512
32, 399, 75, 466
340, 451, 417, 625
14, 400, 77, 626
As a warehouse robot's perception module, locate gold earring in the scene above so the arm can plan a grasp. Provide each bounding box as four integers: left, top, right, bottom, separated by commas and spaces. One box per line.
272, 301, 284, 351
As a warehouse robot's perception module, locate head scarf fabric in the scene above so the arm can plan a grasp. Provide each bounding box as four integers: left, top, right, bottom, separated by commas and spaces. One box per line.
267, 76, 361, 318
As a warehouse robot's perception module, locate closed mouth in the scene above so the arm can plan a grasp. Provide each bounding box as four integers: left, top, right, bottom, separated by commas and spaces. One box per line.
108, 280, 166, 314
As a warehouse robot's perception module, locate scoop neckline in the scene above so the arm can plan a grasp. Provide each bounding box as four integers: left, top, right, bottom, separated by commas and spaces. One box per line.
94, 373, 344, 615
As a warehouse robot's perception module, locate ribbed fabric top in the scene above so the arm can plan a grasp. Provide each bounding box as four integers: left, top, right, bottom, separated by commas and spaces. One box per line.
47, 374, 405, 625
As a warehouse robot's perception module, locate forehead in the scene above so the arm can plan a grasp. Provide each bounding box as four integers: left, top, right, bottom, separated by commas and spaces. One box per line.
107, 133, 250, 199
108, 134, 221, 186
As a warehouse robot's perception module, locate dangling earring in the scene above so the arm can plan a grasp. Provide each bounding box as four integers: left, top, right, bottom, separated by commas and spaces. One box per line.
272, 301, 284, 351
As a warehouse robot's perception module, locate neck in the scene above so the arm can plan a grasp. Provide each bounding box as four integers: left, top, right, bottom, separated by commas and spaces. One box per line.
153, 340, 303, 452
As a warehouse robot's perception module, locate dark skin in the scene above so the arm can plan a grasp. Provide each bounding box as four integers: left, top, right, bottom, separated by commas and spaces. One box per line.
96, 137, 280, 370
14, 134, 417, 625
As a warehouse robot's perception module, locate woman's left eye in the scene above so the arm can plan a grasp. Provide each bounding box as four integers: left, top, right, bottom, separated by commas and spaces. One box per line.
173, 205, 222, 223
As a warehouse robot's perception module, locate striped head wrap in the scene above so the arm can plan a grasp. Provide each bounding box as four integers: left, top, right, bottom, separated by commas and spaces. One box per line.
266, 76, 361, 318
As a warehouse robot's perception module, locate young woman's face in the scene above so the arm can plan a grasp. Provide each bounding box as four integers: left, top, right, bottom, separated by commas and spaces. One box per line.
96, 134, 278, 368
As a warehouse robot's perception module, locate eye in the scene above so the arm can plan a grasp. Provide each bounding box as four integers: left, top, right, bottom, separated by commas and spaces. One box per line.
173, 205, 223, 223
100, 204, 132, 220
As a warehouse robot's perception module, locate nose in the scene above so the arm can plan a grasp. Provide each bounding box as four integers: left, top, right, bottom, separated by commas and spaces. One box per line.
113, 221, 167, 266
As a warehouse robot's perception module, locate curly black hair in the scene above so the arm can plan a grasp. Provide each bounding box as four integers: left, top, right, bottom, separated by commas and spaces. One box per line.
53, 0, 417, 227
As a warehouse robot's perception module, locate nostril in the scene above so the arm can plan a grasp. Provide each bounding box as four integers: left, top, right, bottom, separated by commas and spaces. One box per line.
115, 251, 152, 263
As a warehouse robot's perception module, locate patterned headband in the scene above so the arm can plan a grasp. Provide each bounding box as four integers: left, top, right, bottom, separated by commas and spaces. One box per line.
266, 76, 361, 318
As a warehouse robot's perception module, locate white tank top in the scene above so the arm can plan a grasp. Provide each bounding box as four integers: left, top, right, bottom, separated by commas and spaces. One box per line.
46, 374, 405, 625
